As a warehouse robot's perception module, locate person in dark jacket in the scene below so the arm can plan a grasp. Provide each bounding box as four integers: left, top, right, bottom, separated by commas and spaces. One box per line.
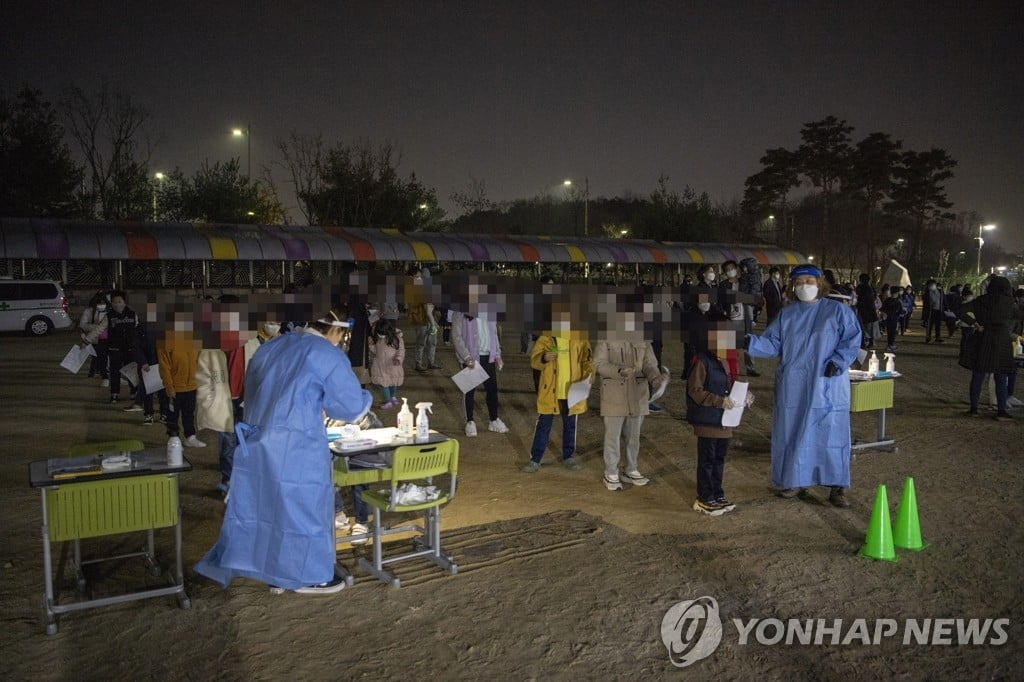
879, 285, 903, 352
124, 309, 170, 425
958, 276, 1023, 420
944, 284, 963, 338
922, 279, 946, 343
763, 267, 785, 324
854, 273, 878, 349
105, 290, 139, 404
686, 315, 753, 516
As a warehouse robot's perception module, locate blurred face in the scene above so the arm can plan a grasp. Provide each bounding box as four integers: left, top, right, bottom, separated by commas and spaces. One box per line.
708, 327, 736, 355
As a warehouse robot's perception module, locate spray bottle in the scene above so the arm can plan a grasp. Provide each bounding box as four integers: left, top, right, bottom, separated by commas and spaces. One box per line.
397, 397, 414, 439
867, 350, 879, 374
415, 402, 433, 442
883, 352, 896, 374
166, 436, 183, 466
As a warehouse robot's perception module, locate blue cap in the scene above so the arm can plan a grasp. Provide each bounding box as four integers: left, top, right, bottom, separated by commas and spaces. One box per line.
790, 264, 823, 279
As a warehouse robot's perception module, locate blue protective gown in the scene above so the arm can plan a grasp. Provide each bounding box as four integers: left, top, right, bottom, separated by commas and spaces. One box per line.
747, 298, 861, 489
195, 330, 373, 589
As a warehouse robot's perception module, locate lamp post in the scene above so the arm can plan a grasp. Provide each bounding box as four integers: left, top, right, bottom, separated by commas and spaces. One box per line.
563, 177, 590, 237
152, 171, 165, 221
976, 223, 996, 275
232, 124, 251, 179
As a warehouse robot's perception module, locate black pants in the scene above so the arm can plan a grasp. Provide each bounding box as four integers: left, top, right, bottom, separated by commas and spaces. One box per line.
696, 436, 729, 503
464, 356, 499, 423
885, 317, 899, 348
107, 348, 129, 396
166, 390, 198, 438
925, 313, 943, 342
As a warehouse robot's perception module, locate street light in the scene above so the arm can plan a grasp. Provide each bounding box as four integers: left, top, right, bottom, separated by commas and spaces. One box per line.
232, 124, 251, 179
152, 171, 165, 221
976, 223, 996, 275
563, 177, 590, 237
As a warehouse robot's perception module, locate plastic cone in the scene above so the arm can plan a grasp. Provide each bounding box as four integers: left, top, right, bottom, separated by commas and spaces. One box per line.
858, 484, 898, 562
893, 477, 927, 551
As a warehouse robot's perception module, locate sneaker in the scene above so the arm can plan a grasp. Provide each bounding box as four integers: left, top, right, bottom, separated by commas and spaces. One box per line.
428, 364, 442, 370
122, 404, 143, 413
562, 457, 583, 471
184, 435, 207, 448
934, 338, 944, 343
693, 499, 728, 516
965, 409, 979, 417
647, 402, 664, 414
746, 369, 761, 377
1007, 396, 1024, 408
603, 474, 623, 491
380, 399, 397, 410
716, 497, 736, 512
159, 414, 168, 424
350, 523, 369, 545
488, 418, 509, 433
994, 412, 1014, 422
109, 394, 119, 404
465, 421, 478, 437
622, 470, 650, 486
828, 487, 850, 508
334, 512, 351, 530
142, 414, 155, 425
778, 487, 808, 499
292, 575, 346, 595
415, 365, 427, 373
521, 460, 541, 473
101, 379, 110, 387
886, 346, 897, 352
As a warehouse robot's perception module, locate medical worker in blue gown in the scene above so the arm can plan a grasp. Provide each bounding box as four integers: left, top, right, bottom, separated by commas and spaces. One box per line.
745, 265, 861, 508
196, 309, 373, 594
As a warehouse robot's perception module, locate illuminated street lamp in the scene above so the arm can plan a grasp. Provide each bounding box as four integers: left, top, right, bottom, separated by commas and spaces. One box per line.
976, 223, 996, 275
563, 177, 590, 237
232, 124, 251, 179
152, 171, 166, 221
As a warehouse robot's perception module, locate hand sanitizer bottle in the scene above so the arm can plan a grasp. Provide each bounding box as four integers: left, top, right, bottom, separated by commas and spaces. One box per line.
397, 398, 414, 439
867, 350, 879, 375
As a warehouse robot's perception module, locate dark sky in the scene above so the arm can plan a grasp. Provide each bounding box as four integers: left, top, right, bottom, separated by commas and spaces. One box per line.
3, 1, 1022, 254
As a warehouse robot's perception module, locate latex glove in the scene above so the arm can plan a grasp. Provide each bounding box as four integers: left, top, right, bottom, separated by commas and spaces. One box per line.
496, 357, 504, 371
744, 392, 755, 407
722, 397, 737, 410
824, 361, 841, 377
619, 367, 637, 379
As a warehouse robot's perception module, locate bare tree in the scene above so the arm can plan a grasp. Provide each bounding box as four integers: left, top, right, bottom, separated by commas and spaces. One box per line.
61, 83, 155, 220
274, 131, 324, 225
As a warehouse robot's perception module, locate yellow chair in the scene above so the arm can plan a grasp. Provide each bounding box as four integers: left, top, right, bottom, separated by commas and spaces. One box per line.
332, 456, 392, 585
357, 440, 459, 587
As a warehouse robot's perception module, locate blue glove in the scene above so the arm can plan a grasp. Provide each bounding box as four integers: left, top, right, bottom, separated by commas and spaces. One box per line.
824, 361, 841, 377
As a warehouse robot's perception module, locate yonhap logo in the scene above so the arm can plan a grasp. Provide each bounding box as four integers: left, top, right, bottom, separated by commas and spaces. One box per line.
661, 596, 723, 667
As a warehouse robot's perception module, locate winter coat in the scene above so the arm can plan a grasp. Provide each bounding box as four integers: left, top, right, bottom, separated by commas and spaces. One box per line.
855, 284, 878, 323
593, 339, 660, 417
957, 290, 1021, 374
686, 351, 733, 438
106, 306, 139, 351
369, 331, 406, 387
530, 333, 593, 415
196, 349, 233, 433
157, 332, 199, 393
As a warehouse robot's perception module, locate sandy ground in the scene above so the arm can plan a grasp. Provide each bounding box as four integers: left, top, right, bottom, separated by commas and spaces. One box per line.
1, 323, 1022, 680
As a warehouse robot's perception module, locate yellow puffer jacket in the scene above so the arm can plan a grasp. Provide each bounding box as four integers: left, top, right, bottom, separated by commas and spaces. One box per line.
530, 333, 594, 415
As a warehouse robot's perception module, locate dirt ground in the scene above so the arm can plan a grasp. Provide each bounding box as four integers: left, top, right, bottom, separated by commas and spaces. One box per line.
1, 323, 1022, 680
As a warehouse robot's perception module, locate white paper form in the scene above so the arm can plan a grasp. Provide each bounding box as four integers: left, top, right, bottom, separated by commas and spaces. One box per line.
567, 377, 592, 409
452, 362, 490, 393
60, 344, 95, 374
721, 381, 749, 428
141, 363, 165, 394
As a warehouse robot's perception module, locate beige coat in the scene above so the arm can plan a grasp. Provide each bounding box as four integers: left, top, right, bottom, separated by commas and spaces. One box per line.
593, 339, 660, 417
369, 331, 406, 387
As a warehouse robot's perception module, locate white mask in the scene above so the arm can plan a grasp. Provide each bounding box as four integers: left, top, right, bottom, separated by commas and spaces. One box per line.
704, 272, 716, 282
95, 304, 107, 311
264, 323, 280, 336
772, 273, 781, 281
726, 269, 738, 279
698, 302, 711, 312
795, 284, 819, 302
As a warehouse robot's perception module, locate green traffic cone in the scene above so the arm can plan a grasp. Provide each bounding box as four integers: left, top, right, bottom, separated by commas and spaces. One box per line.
859, 484, 898, 562
893, 477, 927, 551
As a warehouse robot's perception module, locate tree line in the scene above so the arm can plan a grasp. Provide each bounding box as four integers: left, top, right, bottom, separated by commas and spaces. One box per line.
0, 86, 1010, 281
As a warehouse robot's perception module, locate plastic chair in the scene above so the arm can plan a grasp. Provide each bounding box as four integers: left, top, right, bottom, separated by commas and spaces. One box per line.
357, 440, 459, 587
60, 439, 154, 591
332, 457, 393, 585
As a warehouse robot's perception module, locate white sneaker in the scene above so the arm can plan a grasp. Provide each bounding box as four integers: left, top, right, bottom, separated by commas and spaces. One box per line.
488, 418, 509, 433
292, 575, 346, 595
334, 512, 350, 530
350, 522, 369, 545
465, 421, 478, 437
604, 474, 623, 491
1007, 396, 1024, 408
623, 470, 650, 486
184, 435, 207, 448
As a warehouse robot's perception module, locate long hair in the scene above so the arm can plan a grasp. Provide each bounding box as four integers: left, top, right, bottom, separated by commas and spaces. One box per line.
374, 317, 402, 350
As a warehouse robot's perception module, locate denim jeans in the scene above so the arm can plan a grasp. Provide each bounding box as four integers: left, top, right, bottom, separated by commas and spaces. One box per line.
529, 399, 577, 463
696, 436, 729, 502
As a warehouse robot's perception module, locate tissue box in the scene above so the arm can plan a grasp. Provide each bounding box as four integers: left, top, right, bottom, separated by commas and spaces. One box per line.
850, 379, 894, 412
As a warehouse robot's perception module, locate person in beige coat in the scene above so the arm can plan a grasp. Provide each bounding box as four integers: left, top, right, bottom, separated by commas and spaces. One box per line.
593, 309, 667, 490
368, 318, 406, 409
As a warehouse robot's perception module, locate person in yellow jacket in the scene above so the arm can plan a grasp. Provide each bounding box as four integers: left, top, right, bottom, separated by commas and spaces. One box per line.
522, 307, 593, 473
158, 312, 205, 448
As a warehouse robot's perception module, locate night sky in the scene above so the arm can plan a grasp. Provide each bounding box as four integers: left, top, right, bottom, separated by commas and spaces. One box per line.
3, 1, 1022, 254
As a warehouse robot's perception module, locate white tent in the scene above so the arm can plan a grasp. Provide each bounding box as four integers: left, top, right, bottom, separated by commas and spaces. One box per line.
881, 259, 911, 288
